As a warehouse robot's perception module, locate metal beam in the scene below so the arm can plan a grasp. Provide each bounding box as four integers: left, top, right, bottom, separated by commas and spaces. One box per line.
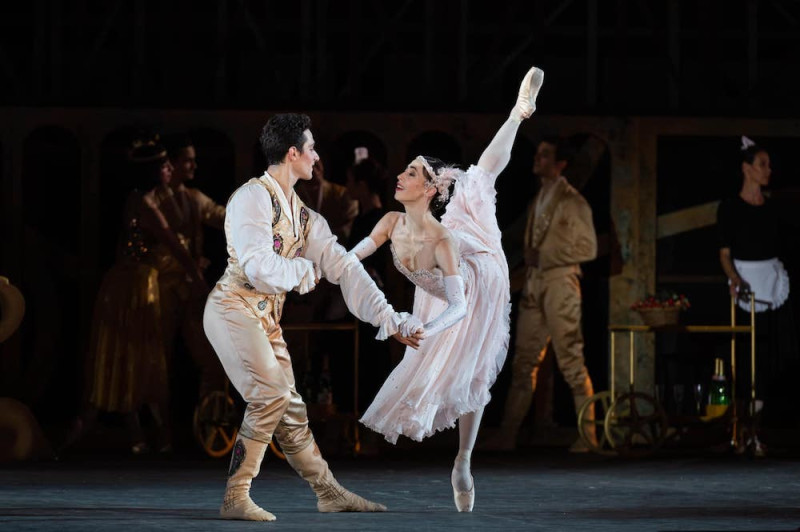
240, 0, 269, 55
667, 0, 680, 110
300, 0, 312, 98
747, 0, 759, 97
214, 0, 229, 101
770, 0, 799, 26
545, 0, 576, 27
0, 44, 21, 95
133, 0, 146, 99
338, 0, 414, 98
424, 0, 434, 87
656, 201, 721, 239
50, 0, 62, 97
315, 0, 328, 99
480, 0, 582, 89
347, 0, 362, 99
83, 0, 125, 81
586, 0, 597, 107
32, 0, 46, 98
458, 0, 468, 102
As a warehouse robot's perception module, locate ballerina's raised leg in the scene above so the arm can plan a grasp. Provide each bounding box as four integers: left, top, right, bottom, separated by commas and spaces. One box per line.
450, 66, 544, 512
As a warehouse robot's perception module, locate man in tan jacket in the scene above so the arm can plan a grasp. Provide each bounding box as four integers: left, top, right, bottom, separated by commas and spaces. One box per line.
498, 136, 597, 452
150, 135, 228, 401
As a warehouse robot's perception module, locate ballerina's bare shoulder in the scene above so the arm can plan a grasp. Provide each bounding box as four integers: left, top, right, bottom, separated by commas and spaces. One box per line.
388, 212, 454, 274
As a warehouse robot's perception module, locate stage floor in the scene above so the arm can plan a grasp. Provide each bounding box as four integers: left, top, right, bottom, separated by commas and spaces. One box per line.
2, 450, 800, 531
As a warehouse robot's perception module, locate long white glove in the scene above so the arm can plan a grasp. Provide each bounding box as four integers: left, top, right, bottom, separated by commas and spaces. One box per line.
398, 312, 425, 338
350, 237, 378, 261
423, 275, 467, 337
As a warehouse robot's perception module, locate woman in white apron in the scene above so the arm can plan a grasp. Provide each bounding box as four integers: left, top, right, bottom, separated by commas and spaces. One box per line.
717, 136, 799, 450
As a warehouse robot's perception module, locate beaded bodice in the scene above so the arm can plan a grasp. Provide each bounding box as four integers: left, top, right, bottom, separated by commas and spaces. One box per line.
390, 244, 447, 301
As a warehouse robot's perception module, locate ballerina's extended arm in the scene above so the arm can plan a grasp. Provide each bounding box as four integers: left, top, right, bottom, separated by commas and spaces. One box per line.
350, 211, 400, 261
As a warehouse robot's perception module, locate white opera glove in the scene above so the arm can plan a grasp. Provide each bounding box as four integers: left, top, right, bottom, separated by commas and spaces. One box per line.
350, 237, 378, 261
423, 275, 467, 337
510, 66, 544, 122
293, 258, 319, 295
398, 313, 425, 338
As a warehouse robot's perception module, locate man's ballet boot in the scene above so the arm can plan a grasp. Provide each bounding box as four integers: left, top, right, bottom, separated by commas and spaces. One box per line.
569, 377, 597, 453
285, 441, 387, 512
510, 66, 545, 122
220, 435, 276, 521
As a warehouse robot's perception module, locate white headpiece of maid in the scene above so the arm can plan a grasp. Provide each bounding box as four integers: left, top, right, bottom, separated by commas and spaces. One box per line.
741, 136, 756, 151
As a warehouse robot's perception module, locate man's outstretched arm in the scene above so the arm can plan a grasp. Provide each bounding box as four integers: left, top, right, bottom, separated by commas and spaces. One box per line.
303, 210, 422, 343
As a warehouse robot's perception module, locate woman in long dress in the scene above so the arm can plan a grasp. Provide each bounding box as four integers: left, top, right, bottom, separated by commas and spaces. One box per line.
63, 139, 207, 454
351, 66, 544, 512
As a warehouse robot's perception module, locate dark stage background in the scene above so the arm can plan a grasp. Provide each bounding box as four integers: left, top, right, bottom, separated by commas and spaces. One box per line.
2, 0, 800, 459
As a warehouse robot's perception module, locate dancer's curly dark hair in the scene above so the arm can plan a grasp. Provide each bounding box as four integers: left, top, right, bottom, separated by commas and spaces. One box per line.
260, 114, 312, 166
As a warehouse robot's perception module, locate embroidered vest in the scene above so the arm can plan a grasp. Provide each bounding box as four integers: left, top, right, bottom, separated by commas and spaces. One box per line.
218, 176, 313, 322
525, 178, 569, 250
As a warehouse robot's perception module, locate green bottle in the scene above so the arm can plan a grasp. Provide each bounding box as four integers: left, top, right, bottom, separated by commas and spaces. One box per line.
706, 358, 730, 417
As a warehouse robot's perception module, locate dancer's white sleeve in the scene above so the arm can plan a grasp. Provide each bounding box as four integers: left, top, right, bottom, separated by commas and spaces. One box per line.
423, 275, 467, 337
304, 211, 416, 340
350, 236, 378, 261
228, 184, 316, 294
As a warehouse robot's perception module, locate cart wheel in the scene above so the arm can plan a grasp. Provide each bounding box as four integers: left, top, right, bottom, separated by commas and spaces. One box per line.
193, 391, 240, 458
604, 392, 668, 457
576, 391, 617, 456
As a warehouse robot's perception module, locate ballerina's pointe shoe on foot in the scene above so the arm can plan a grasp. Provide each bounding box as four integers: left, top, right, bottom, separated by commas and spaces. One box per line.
451, 457, 475, 512
510, 66, 545, 122
451, 474, 475, 512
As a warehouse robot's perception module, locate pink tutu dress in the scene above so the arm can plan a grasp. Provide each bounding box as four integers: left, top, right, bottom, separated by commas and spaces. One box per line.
360, 165, 511, 443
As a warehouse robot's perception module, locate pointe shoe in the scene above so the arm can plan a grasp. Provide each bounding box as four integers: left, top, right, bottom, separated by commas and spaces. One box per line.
452, 475, 475, 512
510, 66, 545, 122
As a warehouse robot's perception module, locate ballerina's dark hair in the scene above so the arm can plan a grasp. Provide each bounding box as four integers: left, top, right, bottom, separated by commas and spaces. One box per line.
418, 155, 457, 216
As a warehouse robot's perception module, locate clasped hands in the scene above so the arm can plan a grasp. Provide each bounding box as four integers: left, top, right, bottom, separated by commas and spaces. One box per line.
393, 313, 425, 350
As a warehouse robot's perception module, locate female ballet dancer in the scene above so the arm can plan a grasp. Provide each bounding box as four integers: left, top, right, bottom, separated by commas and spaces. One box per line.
351, 66, 544, 512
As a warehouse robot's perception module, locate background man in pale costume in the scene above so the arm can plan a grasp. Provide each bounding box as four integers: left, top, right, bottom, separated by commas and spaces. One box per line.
495, 136, 598, 452
203, 113, 422, 521
150, 134, 227, 398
